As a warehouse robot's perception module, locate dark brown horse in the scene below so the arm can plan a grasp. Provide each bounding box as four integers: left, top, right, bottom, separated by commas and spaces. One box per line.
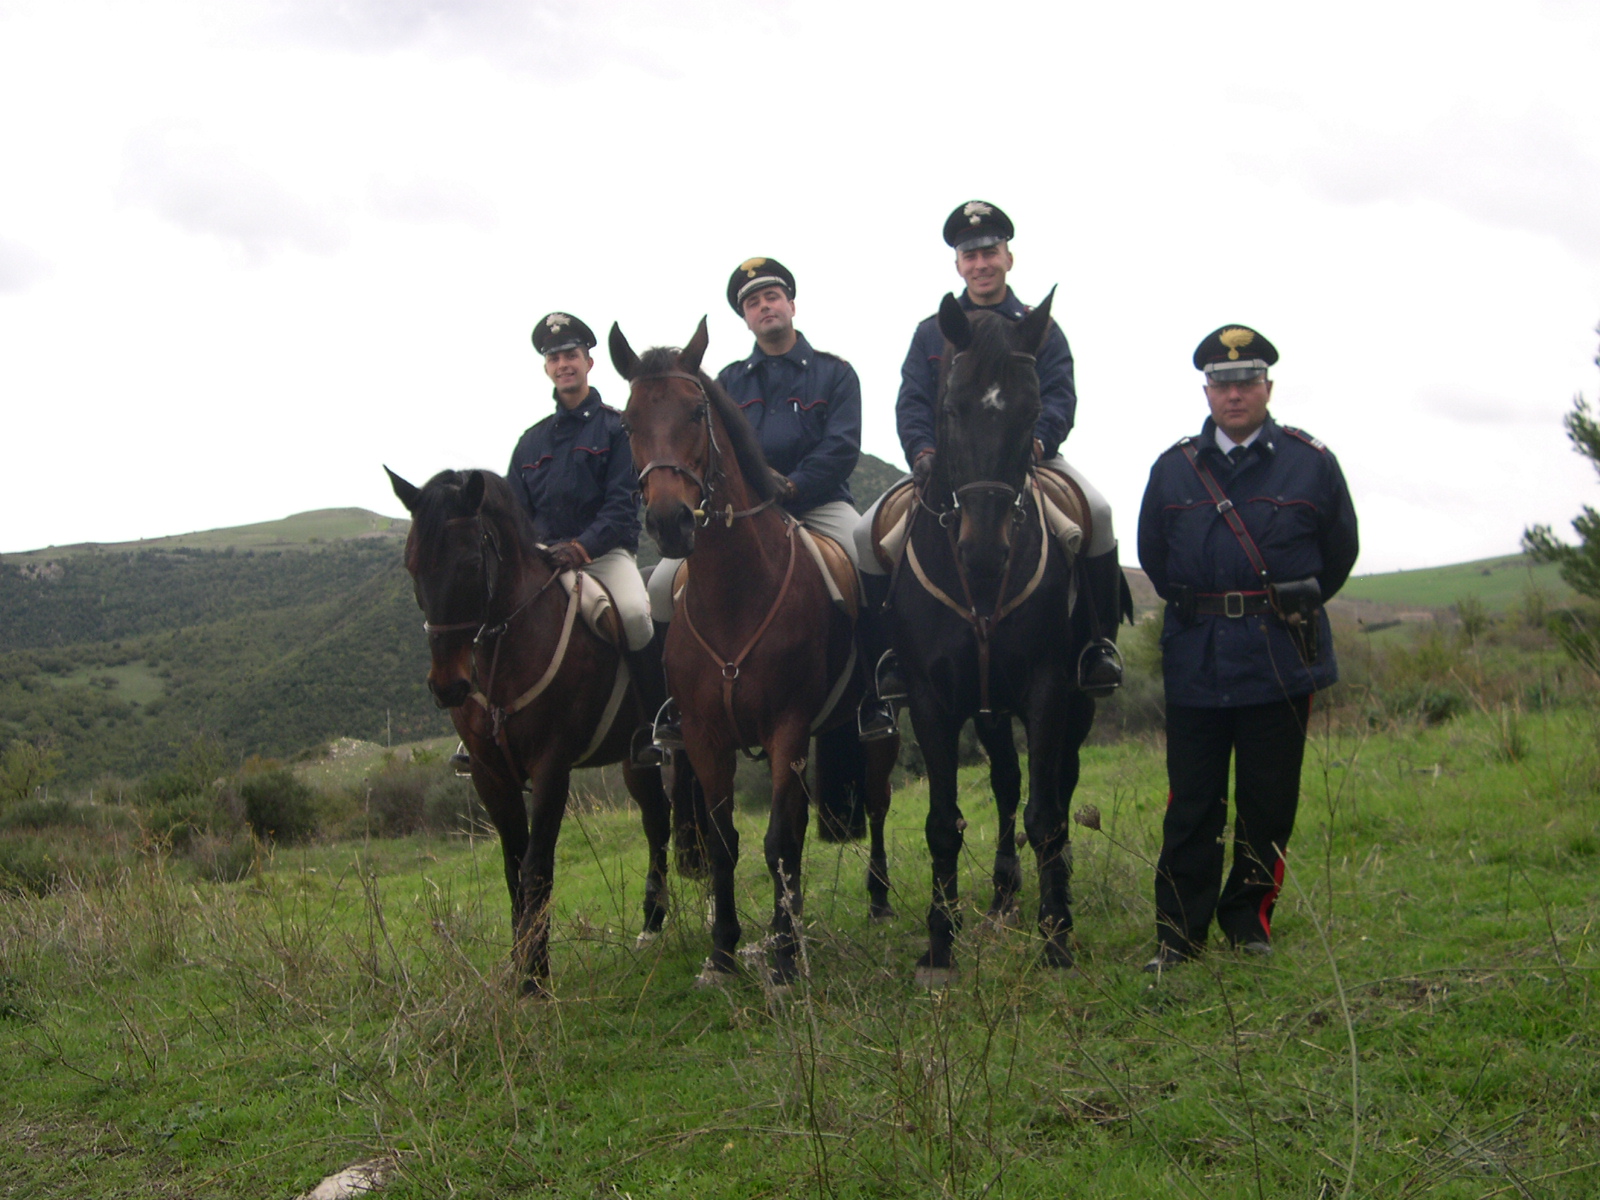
885, 292, 1103, 984
388, 466, 675, 994
608, 319, 899, 985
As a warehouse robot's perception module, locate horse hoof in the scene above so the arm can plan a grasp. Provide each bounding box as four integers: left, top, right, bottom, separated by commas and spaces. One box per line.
635, 929, 660, 950
519, 977, 552, 1000
869, 905, 896, 925
693, 959, 734, 989
914, 965, 957, 990
979, 907, 1022, 934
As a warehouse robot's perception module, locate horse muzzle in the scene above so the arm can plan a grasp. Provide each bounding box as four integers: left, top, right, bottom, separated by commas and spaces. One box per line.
645, 499, 698, 559
428, 675, 472, 709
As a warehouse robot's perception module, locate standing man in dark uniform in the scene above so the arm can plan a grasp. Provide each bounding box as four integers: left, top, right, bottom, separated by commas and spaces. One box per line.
511, 311, 666, 766
1137, 325, 1359, 971
854, 200, 1127, 695
647, 257, 896, 738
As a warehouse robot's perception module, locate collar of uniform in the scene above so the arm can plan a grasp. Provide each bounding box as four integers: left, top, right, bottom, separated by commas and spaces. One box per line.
552, 387, 603, 420
1198, 414, 1280, 458
742, 330, 815, 372
958, 286, 1026, 321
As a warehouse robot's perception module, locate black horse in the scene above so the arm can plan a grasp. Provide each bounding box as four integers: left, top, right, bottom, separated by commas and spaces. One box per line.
885, 291, 1102, 982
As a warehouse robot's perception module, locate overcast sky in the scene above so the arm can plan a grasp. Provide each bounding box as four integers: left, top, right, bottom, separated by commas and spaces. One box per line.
3, 0, 1598, 574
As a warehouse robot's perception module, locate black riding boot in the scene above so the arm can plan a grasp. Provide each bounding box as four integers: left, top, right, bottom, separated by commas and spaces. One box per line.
625, 623, 678, 767
856, 573, 902, 742
1077, 547, 1130, 698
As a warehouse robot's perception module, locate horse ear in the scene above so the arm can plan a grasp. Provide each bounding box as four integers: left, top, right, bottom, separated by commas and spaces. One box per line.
1016, 285, 1057, 354
462, 470, 486, 515
609, 322, 640, 381
938, 293, 972, 351
385, 466, 420, 513
679, 316, 710, 374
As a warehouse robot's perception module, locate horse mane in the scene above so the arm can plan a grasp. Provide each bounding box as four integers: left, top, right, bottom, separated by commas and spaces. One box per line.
637, 346, 776, 503
406, 468, 537, 571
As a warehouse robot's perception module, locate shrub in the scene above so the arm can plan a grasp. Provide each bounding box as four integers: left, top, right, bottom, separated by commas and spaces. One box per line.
366, 764, 429, 836
0, 799, 137, 835
424, 775, 480, 832
186, 830, 258, 883
239, 769, 318, 843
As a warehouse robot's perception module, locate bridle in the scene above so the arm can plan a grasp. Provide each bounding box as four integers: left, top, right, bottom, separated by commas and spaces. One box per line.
917, 348, 1039, 529
629, 370, 777, 530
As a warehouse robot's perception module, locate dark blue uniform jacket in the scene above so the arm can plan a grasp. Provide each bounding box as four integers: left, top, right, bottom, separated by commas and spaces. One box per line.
896, 287, 1077, 466
507, 388, 640, 558
716, 332, 860, 512
1136, 415, 1359, 708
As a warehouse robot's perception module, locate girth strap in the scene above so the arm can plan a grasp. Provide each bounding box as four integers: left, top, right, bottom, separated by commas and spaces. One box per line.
681, 517, 800, 748
470, 570, 583, 725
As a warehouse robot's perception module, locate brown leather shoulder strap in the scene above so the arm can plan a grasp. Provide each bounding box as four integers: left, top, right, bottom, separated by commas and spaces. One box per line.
1179, 441, 1271, 586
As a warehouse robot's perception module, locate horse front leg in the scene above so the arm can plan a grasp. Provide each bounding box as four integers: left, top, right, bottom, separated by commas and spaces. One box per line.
684, 739, 741, 981
974, 712, 1023, 925
909, 698, 964, 985
1023, 680, 1075, 969
863, 734, 900, 922
515, 753, 571, 995
669, 750, 710, 879
622, 758, 672, 944
764, 717, 816, 985
466, 754, 528, 938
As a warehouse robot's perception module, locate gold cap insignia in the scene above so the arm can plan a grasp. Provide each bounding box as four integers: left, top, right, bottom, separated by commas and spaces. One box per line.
740, 257, 767, 278
545, 313, 571, 330
1219, 327, 1254, 361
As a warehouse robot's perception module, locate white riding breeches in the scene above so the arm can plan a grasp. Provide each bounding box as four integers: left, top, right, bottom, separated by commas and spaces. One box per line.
583, 547, 654, 652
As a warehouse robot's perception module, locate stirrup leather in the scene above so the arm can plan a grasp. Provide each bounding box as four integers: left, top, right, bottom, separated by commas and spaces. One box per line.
651, 698, 685, 751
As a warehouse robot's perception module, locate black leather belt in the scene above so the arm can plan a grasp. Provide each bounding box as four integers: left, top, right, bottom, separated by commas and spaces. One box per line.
1193, 591, 1271, 617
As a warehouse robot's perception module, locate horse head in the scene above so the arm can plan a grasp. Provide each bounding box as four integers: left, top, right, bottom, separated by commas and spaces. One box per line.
389, 466, 527, 709
610, 317, 776, 559
934, 288, 1056, 581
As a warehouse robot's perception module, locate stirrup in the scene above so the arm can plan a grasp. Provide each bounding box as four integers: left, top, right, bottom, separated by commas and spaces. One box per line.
651, 699, 685, 752
1076, 638, 1124, 698
450, 742, 472, 776
873, 650, 908, 702
857, 697, 899, 743
630, 727, 668, 769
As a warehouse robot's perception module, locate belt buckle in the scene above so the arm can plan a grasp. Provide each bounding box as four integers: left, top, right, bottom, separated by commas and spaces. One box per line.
1224, 592, 1245, 618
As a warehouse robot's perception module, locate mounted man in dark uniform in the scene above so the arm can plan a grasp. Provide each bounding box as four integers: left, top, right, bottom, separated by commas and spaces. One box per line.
510, 311, 667, 767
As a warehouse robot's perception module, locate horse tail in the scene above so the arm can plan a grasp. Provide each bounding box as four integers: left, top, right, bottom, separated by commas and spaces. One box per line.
813, 723, 867, 842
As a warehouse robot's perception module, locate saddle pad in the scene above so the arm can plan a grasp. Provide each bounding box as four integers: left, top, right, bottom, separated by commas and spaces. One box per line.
870, 471, 1085, 571
1033, 467, 1086, 564
795, 525, 860, 617
870, 479, 917, 573
556, 569, 624, 648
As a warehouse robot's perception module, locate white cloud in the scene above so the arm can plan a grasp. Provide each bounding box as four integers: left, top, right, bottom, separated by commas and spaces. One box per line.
117, 127, 347, 259
368, 174, 497, 228
0, 236, 49, 293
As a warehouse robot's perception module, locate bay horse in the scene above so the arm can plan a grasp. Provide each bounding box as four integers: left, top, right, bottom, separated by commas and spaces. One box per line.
884, 291, 1100, 983
387, 466, 676, 994
608, 319, 899, 985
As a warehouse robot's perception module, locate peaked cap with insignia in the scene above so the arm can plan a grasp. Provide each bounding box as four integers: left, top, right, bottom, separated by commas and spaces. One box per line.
726, 257, 796, 313
1193, 324, 1279, 382
531, 311, 597, 356
943, 199, 1015, 252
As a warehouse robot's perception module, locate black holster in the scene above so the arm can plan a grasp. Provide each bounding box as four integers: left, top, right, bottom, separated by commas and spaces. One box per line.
1167, 583, 1196, 626
1269, 577, 1323, 663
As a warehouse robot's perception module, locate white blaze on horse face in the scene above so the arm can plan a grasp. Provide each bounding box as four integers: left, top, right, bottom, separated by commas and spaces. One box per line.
979, 384, 1004, 411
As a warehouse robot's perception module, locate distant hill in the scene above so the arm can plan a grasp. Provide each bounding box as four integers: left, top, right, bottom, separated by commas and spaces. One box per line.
1339, 554, 1572, 612
0, 455, 907, 783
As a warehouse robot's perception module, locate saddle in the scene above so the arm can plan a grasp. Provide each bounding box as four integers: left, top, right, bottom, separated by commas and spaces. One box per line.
555, 568, 624, 647
870, 467, 1088, 574
669, 528, 860, 619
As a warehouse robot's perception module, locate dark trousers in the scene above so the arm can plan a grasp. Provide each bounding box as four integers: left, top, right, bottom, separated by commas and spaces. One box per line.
1154, 695, 1312, 955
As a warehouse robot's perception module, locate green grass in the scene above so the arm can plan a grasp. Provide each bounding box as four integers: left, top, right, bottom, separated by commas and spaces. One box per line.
44, 661, 166, 706
1342, 554, 1573, 612
2, 708, 1597, 1197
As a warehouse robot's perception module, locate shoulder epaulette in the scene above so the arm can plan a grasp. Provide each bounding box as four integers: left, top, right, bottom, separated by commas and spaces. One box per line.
1280, 425, 1327, 452
812, 348, 850, 367
599, 403, 623, 415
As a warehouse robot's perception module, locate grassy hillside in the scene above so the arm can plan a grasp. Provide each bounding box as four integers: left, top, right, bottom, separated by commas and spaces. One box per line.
1341, 553, 1573, 611
0, 456, 905, 783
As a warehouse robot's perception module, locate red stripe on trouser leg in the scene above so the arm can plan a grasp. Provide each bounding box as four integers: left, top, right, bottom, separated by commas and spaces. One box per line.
1257, 856, 1286, 937
1166, 788, 1174, 809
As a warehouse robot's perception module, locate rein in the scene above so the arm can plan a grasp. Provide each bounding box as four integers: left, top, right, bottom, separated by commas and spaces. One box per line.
632, 370, 778, 528
901, 470, 1053, 714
